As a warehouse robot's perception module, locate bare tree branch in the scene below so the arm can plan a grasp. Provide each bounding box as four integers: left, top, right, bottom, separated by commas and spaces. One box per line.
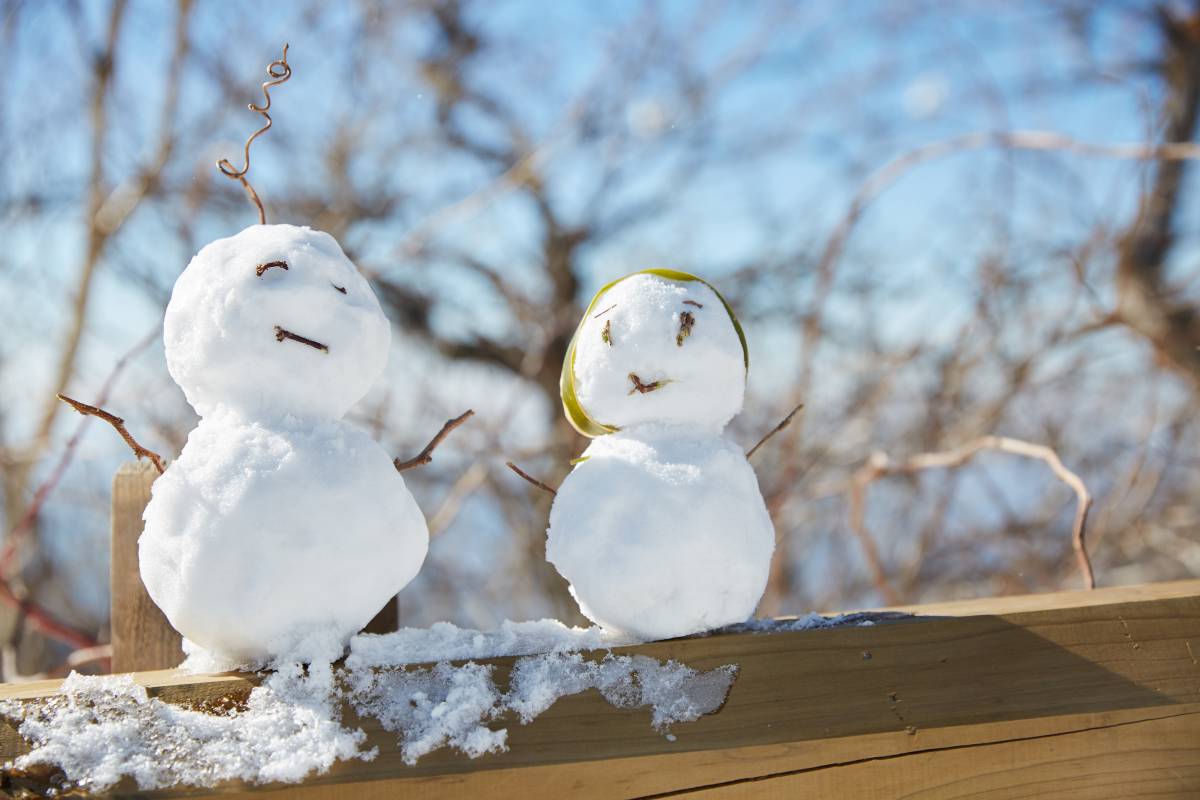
746, 402, 804, 460
848, 435, 1095, 605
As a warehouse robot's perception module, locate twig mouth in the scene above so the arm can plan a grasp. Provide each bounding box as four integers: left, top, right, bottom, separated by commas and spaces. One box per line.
274, 325, 329, 353
628, 372, 671, 395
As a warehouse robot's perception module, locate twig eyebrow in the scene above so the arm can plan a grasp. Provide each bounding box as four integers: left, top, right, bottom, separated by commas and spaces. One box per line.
592, 304, 617, 319
332, 283, 347, 294
256, 260, 288, 276
683, 299, 703, 308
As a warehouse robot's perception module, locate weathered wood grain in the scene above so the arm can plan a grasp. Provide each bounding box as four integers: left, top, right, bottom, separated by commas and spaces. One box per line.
2, 581, 1197, 798
110, 460, 182, 673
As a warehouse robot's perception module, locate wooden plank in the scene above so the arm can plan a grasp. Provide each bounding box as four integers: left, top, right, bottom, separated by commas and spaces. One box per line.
2, 581, 1197, 798
679, 709, 1200, 799
110, 460, 182, 673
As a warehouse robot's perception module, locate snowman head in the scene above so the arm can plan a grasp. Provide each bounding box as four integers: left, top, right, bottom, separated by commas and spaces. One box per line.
561, 270, 748, 435
164, 224, 391, 420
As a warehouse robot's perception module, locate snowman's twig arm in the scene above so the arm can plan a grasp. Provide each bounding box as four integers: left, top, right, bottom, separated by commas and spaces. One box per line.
505, 462, 557, 496
56, 394, 166, 474
746, 402, 805, 459
394, 409, 475, 472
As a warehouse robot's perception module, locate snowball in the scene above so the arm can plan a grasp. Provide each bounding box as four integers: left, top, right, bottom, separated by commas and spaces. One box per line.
164, 224, 390, 420
547, 423, 775, 641
141, 411, 428, 664
568, 273, 745, 433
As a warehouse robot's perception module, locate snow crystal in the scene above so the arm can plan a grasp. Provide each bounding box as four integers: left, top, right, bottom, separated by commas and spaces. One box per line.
548, 423, 775, 641
507, 653, 738, 731
347, 618, 633, 668
0, 666, 367, 794
2, 619, 742, 791
349, 661, 507, 765
733, 610, 914, 633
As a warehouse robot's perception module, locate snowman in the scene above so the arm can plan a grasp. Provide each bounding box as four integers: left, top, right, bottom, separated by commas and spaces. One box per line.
547, 269, 776, 641
138, 223, 431, 664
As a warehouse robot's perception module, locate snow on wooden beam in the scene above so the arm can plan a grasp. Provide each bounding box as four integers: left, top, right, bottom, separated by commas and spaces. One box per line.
1, 580, 1198, 798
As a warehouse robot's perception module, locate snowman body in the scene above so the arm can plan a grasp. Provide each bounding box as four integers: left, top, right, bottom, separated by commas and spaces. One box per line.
548, 423, 773, 640
548, 272, 775, 641
140, 224, 428, 663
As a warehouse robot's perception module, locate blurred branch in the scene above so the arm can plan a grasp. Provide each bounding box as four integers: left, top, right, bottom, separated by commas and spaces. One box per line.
33, 0, 130, 452
848, 436, 1095, 605
1115, 5, 1200, 388
0, 328, 159, 577
800, 128, 1200, 401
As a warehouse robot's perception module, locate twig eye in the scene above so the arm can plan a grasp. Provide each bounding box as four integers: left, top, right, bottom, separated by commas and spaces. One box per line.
256, 260, 288, 277
332, 283, 347, 294
676, 310, 696, 346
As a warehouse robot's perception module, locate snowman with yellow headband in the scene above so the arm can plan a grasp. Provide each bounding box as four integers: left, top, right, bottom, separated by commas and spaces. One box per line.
547, 270, 776, 641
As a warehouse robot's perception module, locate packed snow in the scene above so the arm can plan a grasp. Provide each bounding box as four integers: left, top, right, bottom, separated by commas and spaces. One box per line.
0, 617, 761, 792
141, 224, 428, 663
549, 424, 775, 640
550, 271, 773, 641
163, 224, 389, 420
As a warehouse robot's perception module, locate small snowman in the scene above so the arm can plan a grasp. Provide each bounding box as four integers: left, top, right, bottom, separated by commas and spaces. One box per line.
547, 270, 776, 641
58, 46, 468, 666
138, 223, 433, 664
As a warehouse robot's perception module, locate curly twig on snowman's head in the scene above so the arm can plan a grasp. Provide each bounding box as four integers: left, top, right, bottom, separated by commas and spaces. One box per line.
216, 43, 291, 225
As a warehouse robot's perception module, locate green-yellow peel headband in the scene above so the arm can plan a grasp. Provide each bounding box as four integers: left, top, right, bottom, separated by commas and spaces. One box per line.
559, 268, 749, 438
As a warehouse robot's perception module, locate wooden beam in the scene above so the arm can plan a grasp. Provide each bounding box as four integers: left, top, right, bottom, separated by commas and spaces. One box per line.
1, 581, 1197, 798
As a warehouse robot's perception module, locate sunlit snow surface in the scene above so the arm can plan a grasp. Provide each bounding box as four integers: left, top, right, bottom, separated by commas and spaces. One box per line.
0, 614, 896, 792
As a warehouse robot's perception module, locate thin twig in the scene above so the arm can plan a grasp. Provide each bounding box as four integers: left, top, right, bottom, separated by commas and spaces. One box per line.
506, 461, 557, 496
746, 402, 804, 459
628, 373, 670, 394
256, 260, 288, 276
676, 310, 695, 346
274, 325, 329, 353
394, 410, 475, 472
216, 43, 291, 224
847, 435, 1096, 604
56, 394, 166, 475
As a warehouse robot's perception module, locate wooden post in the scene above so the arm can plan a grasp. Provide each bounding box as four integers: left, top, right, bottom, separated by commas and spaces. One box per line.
110, 460, 182, 673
